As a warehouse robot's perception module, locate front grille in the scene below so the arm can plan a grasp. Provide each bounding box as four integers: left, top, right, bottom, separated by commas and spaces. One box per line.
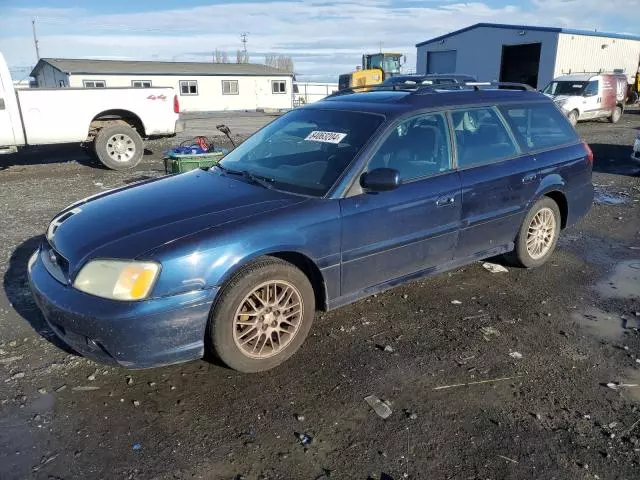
41, 242, 69, 285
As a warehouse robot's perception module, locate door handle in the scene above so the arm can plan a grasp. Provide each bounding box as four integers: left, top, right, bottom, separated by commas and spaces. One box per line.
522, 173, 537, 184
436, 196, 455, 207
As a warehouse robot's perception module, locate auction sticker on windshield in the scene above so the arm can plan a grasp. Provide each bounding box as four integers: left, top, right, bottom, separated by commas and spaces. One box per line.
305, 131, 347, 144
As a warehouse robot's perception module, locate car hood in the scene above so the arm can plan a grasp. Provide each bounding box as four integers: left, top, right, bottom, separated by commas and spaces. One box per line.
47, 169, 304, 274
547, 94, 578, 103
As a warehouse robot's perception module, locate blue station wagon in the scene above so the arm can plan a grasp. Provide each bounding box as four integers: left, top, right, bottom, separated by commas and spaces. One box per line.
28, 86, 594, 372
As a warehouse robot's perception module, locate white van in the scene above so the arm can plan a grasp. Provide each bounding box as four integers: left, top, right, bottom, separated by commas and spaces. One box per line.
542, 73, 628, 126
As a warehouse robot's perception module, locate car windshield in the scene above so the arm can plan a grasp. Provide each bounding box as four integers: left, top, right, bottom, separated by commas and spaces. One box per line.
543, 81, 588, 96
217, 108, 385, 196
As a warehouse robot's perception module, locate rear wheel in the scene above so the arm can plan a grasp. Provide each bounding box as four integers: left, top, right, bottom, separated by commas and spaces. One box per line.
507, 197, 561, 268
209, 257, 315, 373
93, 122, 144, 170
609, 106, 622, 124
567, 109, 579, 126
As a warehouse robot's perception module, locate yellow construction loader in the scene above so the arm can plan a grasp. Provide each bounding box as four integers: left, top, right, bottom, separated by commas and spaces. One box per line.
338, 52, 404, 91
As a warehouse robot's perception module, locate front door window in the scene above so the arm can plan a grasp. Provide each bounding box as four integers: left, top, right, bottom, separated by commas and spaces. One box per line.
365, 112, 452, 181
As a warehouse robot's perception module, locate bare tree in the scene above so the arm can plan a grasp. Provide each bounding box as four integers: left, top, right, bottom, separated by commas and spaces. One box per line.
213, 49, 229, 63
236, 49, 249, 64
265, 54, 294, 73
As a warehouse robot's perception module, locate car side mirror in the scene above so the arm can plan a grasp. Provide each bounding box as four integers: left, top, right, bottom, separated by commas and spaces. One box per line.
360, 168, 400, 192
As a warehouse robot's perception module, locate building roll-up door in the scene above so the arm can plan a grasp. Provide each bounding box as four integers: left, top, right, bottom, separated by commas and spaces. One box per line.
426, 50, 457, 74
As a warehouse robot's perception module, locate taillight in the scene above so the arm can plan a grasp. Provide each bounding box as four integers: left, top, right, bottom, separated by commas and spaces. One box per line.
173, 95, 180, 114
583, 141, 593, 166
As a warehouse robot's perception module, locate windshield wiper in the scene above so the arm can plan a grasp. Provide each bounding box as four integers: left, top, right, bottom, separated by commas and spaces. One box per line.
215, 164, 275, 190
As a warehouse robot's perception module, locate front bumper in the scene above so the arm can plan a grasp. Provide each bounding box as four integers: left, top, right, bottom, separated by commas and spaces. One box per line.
28, 248, 218, 369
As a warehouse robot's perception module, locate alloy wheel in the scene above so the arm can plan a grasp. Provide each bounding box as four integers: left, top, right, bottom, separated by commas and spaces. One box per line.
232, 280, 303, 359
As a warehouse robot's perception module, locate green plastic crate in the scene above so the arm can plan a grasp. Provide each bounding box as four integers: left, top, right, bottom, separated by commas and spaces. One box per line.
163, 151, 226, 174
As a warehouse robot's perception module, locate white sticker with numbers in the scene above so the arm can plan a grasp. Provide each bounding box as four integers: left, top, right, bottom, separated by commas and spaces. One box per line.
304, 130, 347, 144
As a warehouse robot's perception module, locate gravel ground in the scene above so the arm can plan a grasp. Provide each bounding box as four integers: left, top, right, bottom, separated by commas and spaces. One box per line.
0, 110, 639, 480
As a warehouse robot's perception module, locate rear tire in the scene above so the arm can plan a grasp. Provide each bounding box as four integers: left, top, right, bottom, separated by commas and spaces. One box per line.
209, 257, 315, 373
567, 109, 579, 126
507, 197, 561, 268
609, 106, 622, 124
93, 121, 144, 170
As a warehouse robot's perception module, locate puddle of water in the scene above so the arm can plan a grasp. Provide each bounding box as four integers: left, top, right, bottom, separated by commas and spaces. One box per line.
572, 307, 625, 341
597, 260, 640, 299
593, 187, 627, 205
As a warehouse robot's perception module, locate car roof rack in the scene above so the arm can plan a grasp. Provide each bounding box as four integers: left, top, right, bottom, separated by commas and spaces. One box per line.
464, 81, 535, 91
325, 84, 419, 98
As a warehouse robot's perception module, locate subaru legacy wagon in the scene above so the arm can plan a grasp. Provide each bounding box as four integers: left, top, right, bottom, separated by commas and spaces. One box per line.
28, 86, 594, 373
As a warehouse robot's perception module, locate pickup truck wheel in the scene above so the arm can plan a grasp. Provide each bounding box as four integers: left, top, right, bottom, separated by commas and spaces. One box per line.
507, 197, 561, 268
609, 106, 622, 124
567, 109, 579, 126
94, 122, 144, 170
209, 257, 315, 373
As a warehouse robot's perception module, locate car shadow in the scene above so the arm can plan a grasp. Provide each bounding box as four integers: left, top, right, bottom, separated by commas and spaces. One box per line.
589, 143, 640, 177
0, 144, 99, 170
3, 236, 77, 355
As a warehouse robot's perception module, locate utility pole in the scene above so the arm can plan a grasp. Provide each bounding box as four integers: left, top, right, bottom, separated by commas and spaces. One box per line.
32, 19, 40, 60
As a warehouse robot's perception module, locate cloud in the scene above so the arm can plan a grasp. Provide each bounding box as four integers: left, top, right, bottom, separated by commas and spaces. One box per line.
0, 0, 636, 82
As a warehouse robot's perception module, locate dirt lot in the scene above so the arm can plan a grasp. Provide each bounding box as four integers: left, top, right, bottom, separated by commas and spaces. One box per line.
0, 110, 639, 480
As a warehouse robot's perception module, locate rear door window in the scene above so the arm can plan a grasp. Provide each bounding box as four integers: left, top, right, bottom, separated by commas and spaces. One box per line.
500, 103, 578, 151
450, 107, 519, 168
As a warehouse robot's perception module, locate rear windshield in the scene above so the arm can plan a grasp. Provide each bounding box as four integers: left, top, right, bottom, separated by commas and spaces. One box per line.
217, 108, 385, 196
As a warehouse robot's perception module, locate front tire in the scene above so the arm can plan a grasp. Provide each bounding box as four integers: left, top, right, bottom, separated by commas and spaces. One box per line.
508, 197, 561, 268
209, 257, 315, 373
609, 106, 622, 124
93, 121, 144, 170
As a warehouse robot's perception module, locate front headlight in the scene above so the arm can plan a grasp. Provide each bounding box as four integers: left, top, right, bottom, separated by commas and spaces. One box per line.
554, 99, 567, 108
73, 260, 160, 301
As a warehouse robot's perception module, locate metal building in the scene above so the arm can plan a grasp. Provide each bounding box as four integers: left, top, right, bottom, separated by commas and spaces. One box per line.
416, 23, 640, 89
30, 58, 294, 113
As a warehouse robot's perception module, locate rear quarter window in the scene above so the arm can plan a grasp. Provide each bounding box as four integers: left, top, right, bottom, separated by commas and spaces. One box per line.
500, 103, 578, 152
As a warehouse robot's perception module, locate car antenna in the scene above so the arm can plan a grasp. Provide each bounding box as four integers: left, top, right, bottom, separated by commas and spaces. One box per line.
216, 124, 236, 148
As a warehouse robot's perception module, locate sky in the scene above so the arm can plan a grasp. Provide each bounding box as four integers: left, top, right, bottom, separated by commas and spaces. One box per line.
0, 0, 637, 83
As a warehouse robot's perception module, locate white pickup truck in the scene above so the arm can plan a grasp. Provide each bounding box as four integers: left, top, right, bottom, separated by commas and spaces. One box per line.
0, 52, 183, 170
